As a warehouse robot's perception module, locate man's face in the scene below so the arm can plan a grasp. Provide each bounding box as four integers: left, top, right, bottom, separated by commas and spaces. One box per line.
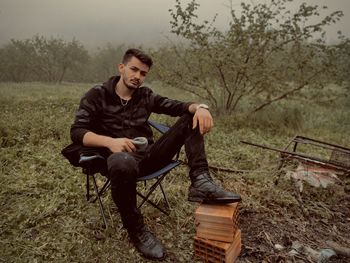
118, 56, 150, 90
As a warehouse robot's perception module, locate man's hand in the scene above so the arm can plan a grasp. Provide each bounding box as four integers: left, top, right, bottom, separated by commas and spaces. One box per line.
192, 108, 213, 135
106, 138, 136, 153
82, 132, 136, 153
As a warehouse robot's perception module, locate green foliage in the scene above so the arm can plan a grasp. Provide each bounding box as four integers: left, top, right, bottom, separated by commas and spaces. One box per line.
0, 39, 37, 82
332, 37, 350, 83
0, 36, 89, 83
153, 0, 348, 115
87, 43, 126, 82
0, 39, 131, 84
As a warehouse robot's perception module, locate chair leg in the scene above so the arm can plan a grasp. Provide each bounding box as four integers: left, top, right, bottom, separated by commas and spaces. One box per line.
159, 182, 170, 209
91, 174, 108, 229
137, 174, 170, 215
91, 179, 111, 203
99, 179, 111, 196
274, 158, 285, 185
137, 192, 169, 215
138, 174, 165, 207
86, 174, 90, 201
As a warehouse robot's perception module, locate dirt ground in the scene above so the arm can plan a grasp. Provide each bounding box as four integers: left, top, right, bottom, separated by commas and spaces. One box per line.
238, 178, 350, 263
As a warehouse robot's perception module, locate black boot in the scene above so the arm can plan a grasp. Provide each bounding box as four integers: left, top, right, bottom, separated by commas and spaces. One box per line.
124, 209, 166, 260
188, 173, 241, 203
128, 225, 166, 260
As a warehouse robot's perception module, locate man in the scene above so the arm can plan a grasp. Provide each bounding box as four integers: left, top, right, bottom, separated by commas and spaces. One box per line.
63, 48, 241, 260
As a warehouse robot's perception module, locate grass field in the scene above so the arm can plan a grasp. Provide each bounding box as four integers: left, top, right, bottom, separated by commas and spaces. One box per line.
0, 81, 349, 262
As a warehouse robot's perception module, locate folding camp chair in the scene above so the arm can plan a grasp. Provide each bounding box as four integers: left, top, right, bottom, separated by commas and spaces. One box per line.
79, 120, 182, 229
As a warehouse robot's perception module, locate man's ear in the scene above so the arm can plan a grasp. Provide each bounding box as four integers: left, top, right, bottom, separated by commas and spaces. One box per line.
117, 63, 124, 74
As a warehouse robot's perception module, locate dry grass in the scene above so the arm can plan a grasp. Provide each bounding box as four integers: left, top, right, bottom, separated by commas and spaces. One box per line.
0, 81, 349, 262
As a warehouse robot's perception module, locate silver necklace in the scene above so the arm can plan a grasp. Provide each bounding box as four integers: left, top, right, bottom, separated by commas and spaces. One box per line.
120, 97, 129, 106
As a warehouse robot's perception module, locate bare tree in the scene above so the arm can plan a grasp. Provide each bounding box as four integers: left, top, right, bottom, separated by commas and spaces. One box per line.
32, 36, 89, 83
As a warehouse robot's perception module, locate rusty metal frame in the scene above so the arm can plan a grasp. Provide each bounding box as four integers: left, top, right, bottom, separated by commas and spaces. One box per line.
241, 135, 350, 183
241, 136, 349, 215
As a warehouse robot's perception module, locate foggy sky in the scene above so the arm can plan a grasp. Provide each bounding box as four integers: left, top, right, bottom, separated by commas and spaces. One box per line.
1, 0, 349, 50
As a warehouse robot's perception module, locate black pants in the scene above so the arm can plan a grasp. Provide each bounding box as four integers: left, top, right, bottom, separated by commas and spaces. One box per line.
107, 113, 209, 227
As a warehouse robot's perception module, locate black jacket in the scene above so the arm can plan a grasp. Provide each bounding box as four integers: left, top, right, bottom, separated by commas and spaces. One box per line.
70, 75, 191, 145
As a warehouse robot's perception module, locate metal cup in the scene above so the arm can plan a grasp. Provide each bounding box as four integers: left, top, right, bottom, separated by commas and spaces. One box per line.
132, 137, 148, 151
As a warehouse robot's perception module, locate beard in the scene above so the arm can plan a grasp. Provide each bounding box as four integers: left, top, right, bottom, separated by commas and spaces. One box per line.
123, 77, 140, 90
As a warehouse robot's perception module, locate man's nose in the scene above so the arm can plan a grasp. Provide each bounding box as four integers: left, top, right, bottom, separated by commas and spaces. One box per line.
134, 71, 141, 79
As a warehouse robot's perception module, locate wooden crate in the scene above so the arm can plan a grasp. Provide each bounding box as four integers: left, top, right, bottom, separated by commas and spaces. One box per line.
194, 229, 241, 263
195, 203, 239, 242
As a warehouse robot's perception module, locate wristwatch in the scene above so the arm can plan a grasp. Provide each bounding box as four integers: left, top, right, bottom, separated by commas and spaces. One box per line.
196, 104, 209, 111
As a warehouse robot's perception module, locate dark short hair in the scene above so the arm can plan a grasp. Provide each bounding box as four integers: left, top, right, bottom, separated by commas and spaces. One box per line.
122, 48, 153, 68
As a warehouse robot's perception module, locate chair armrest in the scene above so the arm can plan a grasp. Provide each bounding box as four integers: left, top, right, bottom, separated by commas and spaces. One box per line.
79, 154, 107, 176
79, 154, 105, 165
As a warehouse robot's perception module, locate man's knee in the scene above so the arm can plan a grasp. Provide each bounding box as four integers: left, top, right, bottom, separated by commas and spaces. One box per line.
173, 113, 193, 132
107, 152, 138, 179
180, 112, 193, 123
